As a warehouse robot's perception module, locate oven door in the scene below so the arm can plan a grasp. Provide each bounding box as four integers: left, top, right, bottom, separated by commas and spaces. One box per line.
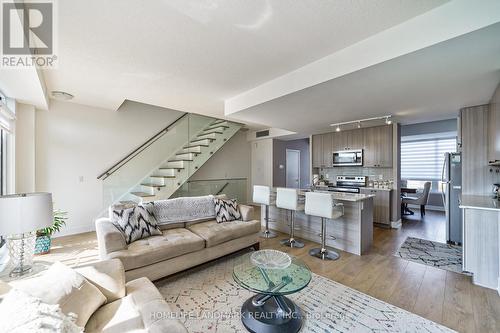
333, 150, 363, 166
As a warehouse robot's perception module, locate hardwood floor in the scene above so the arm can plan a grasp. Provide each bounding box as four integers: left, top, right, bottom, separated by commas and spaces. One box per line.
41, 209, 499, 333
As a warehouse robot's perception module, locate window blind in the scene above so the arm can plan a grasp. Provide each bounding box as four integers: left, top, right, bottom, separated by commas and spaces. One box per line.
401, 137, 456, 180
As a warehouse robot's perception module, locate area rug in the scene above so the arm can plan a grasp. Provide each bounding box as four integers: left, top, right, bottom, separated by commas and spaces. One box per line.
395, 237, 464, 274
155, 252, 455, 333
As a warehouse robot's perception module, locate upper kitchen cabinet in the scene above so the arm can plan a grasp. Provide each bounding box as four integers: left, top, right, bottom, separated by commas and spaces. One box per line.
312, 134, 323, 168
322, 132, 334, 168
312, 133, 334, 168
488, 88, 500, 165
363, 125, 393, 167
332, 128, 364, 151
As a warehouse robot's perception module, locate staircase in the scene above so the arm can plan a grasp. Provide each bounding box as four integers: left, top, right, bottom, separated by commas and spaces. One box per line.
99, 115, 242, 208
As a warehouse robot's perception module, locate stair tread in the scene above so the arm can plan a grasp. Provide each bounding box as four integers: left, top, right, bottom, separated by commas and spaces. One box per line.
176, 152, 196, 155
168, 159, 193, 162
184, 144, 209, 148
200, 130, 223, 135
150, 175, 176, 178
159, 167, 185, 170
207, 124, 229, 129
131, 192, 155, 198
141, 183, 166, 187
191, 138, 215, 143
212, 119, 226, 125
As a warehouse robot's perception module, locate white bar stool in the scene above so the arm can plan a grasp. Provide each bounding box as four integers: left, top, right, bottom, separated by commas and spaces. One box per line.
253, 185, 277, 238
305, 192, 344, 260
276, 188, 305, 248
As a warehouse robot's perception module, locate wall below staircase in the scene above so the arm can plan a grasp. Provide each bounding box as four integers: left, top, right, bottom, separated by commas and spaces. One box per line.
189, 129, 251, 201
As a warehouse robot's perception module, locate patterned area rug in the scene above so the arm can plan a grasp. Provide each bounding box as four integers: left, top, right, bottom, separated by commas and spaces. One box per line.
155, 251, 455, 333
396, 237, 464, 274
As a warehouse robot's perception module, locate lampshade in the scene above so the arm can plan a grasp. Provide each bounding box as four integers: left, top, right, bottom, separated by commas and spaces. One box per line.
0, 193, 53, 235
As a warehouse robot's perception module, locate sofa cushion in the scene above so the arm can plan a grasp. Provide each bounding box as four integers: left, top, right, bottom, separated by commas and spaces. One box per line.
75, 259, 126, 304
107, 228, 205, 271
14, 261, 106, 328
85, 277, 186, 333
187, 219, 261, 247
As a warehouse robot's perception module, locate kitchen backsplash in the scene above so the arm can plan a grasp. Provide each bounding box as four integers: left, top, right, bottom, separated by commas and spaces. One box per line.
319, 167, 393, 184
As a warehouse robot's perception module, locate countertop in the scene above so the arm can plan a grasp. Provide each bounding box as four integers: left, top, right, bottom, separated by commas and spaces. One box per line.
270, 188, 375, 202
314, 185, 393, 192
460, 195, 500, 212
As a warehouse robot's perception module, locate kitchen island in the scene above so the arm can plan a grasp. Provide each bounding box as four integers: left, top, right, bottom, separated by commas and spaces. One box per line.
460, 195, 500, 292
262, 190, 374, 255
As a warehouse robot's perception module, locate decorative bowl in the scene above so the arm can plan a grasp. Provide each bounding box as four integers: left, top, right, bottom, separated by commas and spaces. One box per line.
250, 250, 291, 270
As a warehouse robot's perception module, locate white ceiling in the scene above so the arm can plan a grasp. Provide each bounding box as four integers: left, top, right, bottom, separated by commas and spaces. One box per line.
42, 0, 448, 116
229, 22, 500, 134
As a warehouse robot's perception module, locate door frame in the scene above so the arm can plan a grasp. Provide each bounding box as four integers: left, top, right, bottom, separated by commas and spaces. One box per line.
285, 149, 301, 188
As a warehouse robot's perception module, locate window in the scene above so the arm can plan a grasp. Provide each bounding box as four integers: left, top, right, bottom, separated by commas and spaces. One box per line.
401, 136, 456, 192
0, 94, 14, 195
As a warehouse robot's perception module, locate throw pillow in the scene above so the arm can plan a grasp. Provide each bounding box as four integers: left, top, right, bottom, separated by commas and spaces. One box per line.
0, 289, 82, 333
111, 203, 162, 244
214, 198, 242, 223
14, 262, 106, 328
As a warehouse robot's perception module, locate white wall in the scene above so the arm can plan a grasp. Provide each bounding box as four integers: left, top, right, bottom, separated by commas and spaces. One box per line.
250, 138, 273, 193
15, 103, 36, 193
35, 100, 184, 236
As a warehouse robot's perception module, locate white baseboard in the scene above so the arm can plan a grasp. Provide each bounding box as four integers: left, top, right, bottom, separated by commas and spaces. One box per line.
53, 224, 95, 238
407, 204, 444, 212
391, 219, 402, 229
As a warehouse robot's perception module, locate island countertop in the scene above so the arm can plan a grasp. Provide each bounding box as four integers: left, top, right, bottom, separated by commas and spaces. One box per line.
460, 195, 500, 211
270, 188, 375, 202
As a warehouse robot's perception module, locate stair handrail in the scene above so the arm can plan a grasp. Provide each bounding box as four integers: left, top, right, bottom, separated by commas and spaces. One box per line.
97, 113, 188, 180
216, 182, 230, 195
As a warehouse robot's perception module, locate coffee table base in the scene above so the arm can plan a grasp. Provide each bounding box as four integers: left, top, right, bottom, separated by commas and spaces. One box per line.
241, 294, 302, 333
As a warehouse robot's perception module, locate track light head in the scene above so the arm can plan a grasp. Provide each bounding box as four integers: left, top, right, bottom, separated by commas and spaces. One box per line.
336, 125, 341, 132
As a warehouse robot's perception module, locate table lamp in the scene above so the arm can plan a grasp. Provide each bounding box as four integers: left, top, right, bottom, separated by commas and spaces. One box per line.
0, 193, 53, 277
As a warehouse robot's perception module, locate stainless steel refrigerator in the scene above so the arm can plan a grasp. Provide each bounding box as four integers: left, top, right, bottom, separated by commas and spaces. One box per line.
440, 152, 462, 244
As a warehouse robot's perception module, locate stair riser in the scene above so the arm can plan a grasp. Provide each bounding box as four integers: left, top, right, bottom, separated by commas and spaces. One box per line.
190, 139, 211, 145
175, 153, 196, 160
178, 147, 202, 154
207, 122, 229, 129
203, 126, 227, 133
196, 133, 217, 140
154, 169, 176, 177
163, 161, 185, 169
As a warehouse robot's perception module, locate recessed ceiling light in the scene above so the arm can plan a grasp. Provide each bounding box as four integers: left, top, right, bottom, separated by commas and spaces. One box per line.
385, 117, 392, 125
51, 91, 74, 101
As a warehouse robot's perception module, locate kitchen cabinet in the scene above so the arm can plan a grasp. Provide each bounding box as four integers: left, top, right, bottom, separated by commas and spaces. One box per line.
312, 134, 323, 168
488, 90, 500, 164
360, 188, 391, 225
322, 133, 333, 168
312, 125, 392, 169
363, 125, 393, 167
332, 129, 364, 151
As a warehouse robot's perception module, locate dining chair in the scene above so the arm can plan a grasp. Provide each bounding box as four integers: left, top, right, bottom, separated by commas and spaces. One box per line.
402, 182, 431, 217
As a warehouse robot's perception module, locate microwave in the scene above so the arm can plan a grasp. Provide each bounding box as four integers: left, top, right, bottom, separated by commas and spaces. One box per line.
333, 149, 363, 166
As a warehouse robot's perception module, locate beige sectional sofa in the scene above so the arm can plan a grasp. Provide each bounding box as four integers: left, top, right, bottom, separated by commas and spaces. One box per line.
96, 201, 261, 282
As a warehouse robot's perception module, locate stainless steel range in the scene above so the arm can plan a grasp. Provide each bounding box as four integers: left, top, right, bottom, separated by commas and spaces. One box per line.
321, 176, 367, 193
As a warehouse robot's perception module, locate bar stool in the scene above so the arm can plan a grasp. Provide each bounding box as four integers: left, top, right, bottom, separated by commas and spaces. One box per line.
276, 188, 305, 248
305, 192, 344, 260
253, 185, 277, 238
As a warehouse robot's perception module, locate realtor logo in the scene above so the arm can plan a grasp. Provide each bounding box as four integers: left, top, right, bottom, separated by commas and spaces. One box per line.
1, 0, 57, 68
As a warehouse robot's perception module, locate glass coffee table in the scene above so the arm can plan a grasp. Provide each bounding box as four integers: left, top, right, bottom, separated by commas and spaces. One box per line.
233, 251, 311, 333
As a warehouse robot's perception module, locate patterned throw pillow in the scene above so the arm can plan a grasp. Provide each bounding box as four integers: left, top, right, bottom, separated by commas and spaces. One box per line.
213, 198, 241, 223
111, 203, 162, 244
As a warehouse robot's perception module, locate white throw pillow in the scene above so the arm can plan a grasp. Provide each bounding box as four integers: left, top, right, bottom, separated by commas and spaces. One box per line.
14, 262, 106, 328
0, 288, 82, 333
214, 198, 242, 223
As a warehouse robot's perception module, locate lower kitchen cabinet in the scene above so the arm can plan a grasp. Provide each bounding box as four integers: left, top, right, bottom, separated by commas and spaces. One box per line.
360, 188, 391, 225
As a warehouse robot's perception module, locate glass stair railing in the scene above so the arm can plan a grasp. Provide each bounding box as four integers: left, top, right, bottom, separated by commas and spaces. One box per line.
171, 178, 248, 204
99, 114, 242, 211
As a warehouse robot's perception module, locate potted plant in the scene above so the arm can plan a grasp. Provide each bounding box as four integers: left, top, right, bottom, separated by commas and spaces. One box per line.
35, 210, 67, 255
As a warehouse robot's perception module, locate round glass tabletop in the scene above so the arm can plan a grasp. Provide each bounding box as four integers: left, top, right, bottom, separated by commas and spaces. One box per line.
233, 251, 311, 296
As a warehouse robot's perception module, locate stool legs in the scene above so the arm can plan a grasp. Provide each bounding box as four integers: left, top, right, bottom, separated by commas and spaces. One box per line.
309, 218, 339, 260
260, 205, 277, 238
280, 210, 304, 248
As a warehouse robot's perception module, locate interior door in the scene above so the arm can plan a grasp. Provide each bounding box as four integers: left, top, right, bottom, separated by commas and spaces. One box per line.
286, 149, 301, 188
